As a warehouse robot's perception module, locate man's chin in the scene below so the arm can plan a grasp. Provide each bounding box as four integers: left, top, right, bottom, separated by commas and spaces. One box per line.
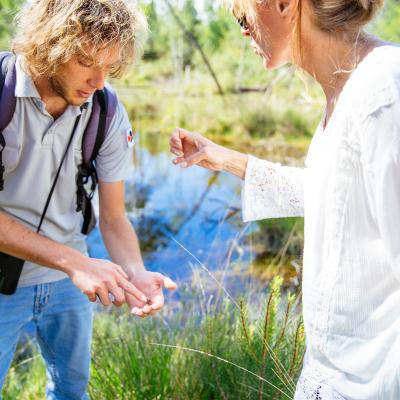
63, 90, 91, 106
67, 96, 87, 107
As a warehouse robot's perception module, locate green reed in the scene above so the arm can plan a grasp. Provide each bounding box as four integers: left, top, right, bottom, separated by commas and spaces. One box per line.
3, 275, 304, 400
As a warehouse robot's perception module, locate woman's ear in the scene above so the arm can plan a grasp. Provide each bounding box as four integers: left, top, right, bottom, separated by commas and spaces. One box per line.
276, 0, 297, 18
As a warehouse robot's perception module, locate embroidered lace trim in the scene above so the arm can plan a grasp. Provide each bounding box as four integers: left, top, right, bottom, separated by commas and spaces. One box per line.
242, 155, 304, 221
294, 374, 346, 400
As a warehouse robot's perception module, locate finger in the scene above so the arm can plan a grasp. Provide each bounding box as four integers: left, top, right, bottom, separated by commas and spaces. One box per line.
136, 304, 155, 318
117, 277, 147, 303
112, 264, 129, 279
125, 293, 146, 309
84, 290, 97, 303
141, 304, 153, 314
170, 128, 184, 150
128, 301, 146, 310
131, 307, 139, 315
108, 286, 126, 307
170, 147, 183, 157
153, 273, 178, 291
173, 149, 207, 168
132, 303, 154, 317
169, 140, 182, 150
171, 127, 181, 140
139, 308, 159, 316
172, 156, 186, 166
96, 288, 111, 306
177, 127, 191, 141
182, 149, 208, 168
149, 293, 164, 311
163, 277, 178, 291
132, 307, 145, 318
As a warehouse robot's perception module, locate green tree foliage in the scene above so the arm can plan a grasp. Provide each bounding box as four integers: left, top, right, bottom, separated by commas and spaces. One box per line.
0, 0, 25, 50
180, 0, 201, 67
371, 0, 400, 43
139, 0, 399, 73
142, 0, 171, 60
200, 0, 234, 52
163, 0, 201, 69
4, 0, 397, 65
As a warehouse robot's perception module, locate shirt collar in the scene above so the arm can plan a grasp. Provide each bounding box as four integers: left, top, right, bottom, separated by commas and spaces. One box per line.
14, 55, 93, 107
15, 56, 41, 99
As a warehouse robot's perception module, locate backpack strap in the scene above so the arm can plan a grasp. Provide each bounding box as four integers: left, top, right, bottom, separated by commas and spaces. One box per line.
0, 52, 119, 235
0, 52, 17, 191
76, 85, 118, 234
82, 85, 118, 166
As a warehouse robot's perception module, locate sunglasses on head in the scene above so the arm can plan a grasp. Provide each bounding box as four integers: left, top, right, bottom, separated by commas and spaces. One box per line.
237, 16, 249, 30
233, 10, 250, 30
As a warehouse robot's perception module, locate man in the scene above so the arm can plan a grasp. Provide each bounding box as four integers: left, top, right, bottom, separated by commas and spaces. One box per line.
0, 0, 176, 398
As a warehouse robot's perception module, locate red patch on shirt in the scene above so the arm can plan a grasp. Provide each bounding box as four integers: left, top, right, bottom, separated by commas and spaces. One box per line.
126, 128, 135, 148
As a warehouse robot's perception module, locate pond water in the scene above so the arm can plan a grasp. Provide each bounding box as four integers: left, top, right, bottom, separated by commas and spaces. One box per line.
87, 133, 266, 297
22, 134, 301, 338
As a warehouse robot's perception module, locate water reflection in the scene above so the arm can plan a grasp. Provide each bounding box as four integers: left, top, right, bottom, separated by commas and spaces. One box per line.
87, 133, 302, 295
87, 134, 258, 292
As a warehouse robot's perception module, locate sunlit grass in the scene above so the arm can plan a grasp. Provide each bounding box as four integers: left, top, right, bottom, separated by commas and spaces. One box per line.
2, 271, 304, 399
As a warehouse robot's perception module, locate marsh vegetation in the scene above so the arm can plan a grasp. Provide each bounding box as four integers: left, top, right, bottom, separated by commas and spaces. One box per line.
0, 0, 399, 397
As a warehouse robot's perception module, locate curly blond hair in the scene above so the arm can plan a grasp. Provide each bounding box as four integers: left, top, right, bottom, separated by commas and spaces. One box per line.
12, 0, 148, 79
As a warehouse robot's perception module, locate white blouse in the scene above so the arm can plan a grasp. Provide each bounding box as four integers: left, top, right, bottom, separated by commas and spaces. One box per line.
242, 45, 400, 400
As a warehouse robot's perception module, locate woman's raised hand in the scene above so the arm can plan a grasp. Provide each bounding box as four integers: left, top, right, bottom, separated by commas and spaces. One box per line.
169, 128, 227, 172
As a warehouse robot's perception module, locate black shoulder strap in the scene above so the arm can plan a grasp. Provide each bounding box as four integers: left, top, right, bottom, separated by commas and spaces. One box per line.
0, 53, 10, 95
0, 52, 16, 191
0, 52, 16, 132
38, 115, 82, 233
91, 89, 108, 163
76, 90, 107, 235
77, 86, 118, 235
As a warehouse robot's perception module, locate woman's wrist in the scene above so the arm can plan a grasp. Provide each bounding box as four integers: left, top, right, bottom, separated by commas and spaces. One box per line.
220, 147, 248, 179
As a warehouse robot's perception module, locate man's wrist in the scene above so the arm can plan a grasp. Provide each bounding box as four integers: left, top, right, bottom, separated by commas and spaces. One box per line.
54, 249, 88, 276
126, 264, 146, 280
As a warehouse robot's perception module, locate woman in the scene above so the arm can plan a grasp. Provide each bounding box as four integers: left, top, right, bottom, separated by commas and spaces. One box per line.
169, 0, 400, 398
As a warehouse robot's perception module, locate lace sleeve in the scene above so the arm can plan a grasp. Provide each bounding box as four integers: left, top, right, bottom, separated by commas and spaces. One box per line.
241, 155, 305, 222
294, 375, 347, 400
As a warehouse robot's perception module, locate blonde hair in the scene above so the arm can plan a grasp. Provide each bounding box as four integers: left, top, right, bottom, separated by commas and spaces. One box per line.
294, 0, 383, 65
220, 0, 384, 40
308, 0, 384, 32
12, 0, 148, 79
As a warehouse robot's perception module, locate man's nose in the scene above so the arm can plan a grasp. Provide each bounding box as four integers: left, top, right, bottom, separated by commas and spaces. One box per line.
88, 69, 107, 90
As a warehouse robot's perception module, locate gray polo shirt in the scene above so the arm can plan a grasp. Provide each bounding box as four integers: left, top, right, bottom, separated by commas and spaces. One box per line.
0, 57, 133, 287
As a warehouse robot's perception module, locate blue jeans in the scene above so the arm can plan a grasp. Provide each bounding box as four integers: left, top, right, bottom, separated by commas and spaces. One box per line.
0, 278, 93, 400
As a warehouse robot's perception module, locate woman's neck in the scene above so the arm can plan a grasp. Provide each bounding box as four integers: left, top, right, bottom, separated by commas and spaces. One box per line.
298, 27, 385, 127
303, 31, 380, 98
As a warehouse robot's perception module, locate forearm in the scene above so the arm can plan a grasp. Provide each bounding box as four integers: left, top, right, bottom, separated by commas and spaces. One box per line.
100, 214, 145, 278
220, 147, 249, 179
1, 211, 147, 307
0, 211, 86, 274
